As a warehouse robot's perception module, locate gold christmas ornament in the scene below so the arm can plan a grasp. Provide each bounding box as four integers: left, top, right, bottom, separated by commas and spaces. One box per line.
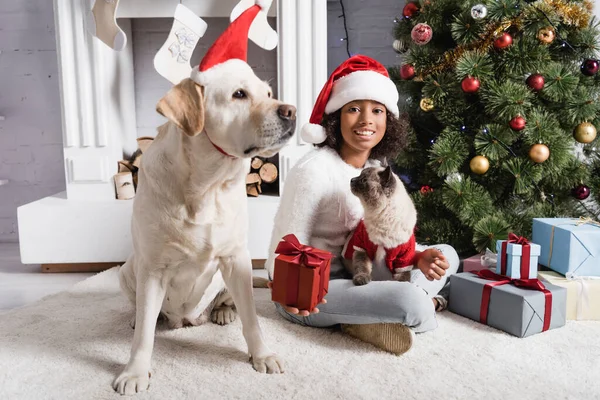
529, 144, 550, 163
573, 122, 597, 143
470, 155, 490, 175
538, 27, 556, 44
420, 97, 434, 112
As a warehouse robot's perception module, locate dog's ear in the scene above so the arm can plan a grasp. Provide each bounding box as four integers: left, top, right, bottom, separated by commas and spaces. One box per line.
156, 78, 205, 137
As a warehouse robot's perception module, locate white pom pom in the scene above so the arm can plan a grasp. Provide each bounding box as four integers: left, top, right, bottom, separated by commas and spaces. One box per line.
256, 0, 273, 11
301, 123, 327, 144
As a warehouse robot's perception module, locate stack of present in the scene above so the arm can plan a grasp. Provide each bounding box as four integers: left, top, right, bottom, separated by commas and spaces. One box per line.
271, 234, 333, 312
533, 217, 600, 321
450, 233, 567, 338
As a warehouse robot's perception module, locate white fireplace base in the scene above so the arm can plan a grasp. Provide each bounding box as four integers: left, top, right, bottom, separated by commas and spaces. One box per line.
18, 193, 284, 263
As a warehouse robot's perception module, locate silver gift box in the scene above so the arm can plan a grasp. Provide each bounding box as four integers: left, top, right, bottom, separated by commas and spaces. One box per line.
449, 272, 566, 338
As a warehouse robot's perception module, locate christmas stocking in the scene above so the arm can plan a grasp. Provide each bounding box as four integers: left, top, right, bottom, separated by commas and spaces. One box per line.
85, 0, 127, 51
153, 4, 208, 84
231, 0, 278, 50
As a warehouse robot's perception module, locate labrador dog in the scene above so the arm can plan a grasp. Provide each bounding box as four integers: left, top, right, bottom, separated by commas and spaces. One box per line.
113, 73, 296, 394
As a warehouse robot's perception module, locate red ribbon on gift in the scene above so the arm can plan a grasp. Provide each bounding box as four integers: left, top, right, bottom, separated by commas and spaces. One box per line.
475, 269, 552, 332
275, 234, 333, 307
500, 233, 532, 278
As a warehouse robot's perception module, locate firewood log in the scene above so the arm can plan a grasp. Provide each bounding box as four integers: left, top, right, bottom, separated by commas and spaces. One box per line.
246, 183, 259, 197
259, 162, 278, 183
246, 172, 261, 185
251, 157, 264, 170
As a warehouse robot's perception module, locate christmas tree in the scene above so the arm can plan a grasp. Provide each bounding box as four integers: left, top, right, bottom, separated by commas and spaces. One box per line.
390, 0, 600, 255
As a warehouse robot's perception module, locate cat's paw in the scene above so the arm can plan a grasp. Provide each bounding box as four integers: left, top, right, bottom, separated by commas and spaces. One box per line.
353, 273, 371, 286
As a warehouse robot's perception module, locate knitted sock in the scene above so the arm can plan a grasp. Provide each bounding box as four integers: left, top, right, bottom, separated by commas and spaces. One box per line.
341, 323, 414, 355
153, 4, 208, 84
85, 0, 127, 51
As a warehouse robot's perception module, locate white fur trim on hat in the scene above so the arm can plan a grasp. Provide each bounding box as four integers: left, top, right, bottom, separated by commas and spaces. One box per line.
301, 123, 327, 144
191, 59, 253, 86
324, 70, 399, 117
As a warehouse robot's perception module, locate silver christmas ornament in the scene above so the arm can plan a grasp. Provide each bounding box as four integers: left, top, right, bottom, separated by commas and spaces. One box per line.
471, 4, 487, 19
393, 39, 408, 53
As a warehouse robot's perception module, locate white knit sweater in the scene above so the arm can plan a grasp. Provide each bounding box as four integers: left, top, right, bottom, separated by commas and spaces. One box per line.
265, 147, 380, 277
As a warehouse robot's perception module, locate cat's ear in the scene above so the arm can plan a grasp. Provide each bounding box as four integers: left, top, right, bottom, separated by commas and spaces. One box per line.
379, 165, 395, 188
380, 157, 389, 168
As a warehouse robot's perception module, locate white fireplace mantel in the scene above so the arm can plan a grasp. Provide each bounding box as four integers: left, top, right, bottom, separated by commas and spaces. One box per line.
18, 0, 327, 264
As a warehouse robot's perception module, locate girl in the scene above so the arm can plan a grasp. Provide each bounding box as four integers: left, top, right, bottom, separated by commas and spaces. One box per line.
266, 55, 460, 355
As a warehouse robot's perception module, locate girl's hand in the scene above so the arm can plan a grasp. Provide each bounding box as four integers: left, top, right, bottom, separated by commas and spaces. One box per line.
416, 248, 449, 281
267, 281, 327, 317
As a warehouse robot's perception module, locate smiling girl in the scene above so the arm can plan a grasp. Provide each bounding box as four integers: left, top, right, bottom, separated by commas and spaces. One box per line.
265, 55, 460, 355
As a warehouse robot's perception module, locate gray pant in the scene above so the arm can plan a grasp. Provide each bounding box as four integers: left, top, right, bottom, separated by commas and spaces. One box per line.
275, 244, 460, 333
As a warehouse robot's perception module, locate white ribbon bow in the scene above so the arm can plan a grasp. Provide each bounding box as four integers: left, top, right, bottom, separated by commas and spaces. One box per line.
480, 248, 497, 268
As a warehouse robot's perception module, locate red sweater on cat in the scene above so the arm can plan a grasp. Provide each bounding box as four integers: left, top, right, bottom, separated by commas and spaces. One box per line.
343, 220, 416, 272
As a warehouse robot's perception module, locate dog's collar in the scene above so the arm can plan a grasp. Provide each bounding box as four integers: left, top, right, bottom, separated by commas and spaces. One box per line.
204, 131, 237, 159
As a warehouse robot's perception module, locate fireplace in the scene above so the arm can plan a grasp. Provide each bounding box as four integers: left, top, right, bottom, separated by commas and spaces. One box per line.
18, 0, 327, 263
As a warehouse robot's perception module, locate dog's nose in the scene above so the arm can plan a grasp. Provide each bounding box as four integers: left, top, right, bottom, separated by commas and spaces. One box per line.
278, 104, 297, 120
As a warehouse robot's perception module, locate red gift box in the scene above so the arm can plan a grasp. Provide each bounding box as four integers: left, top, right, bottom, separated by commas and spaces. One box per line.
271, 234, 333, 311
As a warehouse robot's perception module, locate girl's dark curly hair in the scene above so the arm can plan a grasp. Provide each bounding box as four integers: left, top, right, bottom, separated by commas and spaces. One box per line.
316, 109, 411, 162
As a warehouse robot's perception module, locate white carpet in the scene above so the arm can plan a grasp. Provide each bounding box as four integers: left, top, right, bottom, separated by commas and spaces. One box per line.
1, 267, 599, 400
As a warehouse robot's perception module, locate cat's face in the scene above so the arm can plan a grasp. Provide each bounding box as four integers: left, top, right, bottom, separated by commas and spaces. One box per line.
350, 165, 397, 208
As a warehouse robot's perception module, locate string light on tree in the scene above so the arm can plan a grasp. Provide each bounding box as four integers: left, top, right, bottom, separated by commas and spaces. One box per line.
470, 155, 490, 175
526, 73, 545, 91
509, 116, 526, 131
572, 184, 591, 200
529, 144, 550, 163
493, 32, 513, 49
471, 4, 487, 19
461, 76, 480, 93
573, 122, 597, 143
411, 23, 433, 45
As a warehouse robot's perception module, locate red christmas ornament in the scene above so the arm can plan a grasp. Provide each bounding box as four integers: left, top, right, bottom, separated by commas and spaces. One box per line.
461, 76, 480, 93
509, 116, 526, 131
493, 33, 513, 49
400, 64, 415, 80
420, 185, 434, 194
572, 185, 591, 200
411, 23, 433, 45
581, 59, 599, 76
526, 74, 545, 91
402, 2, 419, 18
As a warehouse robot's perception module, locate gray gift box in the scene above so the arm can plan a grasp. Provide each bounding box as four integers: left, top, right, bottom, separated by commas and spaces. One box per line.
449, 272, 567, 338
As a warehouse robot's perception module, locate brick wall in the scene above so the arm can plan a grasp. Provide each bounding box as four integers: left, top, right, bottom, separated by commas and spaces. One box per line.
0, 0, 65, 242
0, 0, 403, 243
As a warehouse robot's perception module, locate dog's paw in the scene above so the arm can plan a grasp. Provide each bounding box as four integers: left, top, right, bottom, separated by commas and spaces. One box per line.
250, 353, 284, 374
353, 273, 371, 286
112, 366, 151, 395
211, 305, 237, 325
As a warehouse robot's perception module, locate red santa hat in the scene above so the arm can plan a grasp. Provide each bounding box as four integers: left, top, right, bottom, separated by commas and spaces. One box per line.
301, 55, 400, 144
191, 0, 272, 86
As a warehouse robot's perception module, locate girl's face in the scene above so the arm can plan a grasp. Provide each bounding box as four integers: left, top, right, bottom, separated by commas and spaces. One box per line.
339, 100, 387, 155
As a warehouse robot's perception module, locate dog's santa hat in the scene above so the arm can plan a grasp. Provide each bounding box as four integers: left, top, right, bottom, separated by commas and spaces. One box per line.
191, 0, 273, 86
301, 55, 400, 144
